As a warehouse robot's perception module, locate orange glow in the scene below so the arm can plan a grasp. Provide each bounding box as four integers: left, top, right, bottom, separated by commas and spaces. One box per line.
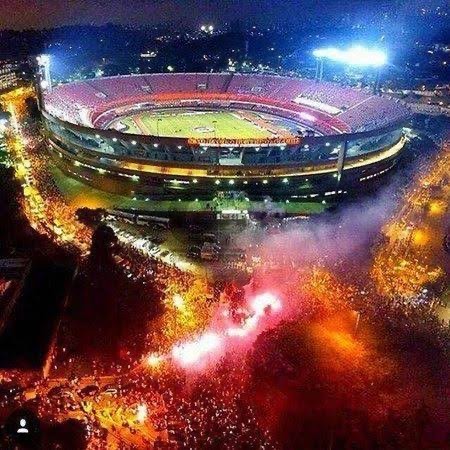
172, 293, 185, 310
412, 229, 429, 246
428, 200, 445, 215
146, 353, 162, 368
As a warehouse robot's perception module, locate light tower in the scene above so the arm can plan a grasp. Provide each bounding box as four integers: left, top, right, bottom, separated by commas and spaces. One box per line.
36, 54, 52, 91
312, 46, 387, 92
36, 54, 52, 112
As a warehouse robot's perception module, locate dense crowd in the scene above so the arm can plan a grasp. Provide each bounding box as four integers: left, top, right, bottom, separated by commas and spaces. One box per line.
371, 142, 449, 300
1, 90, 448, 449
6, 117, 92, 253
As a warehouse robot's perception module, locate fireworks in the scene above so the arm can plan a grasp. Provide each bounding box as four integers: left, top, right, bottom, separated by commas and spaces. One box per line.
172, 293, 185, 310
146, 353, 163, 369
172, 332, 222, 366
136, 404, 148, 423
251, 292, 282, 316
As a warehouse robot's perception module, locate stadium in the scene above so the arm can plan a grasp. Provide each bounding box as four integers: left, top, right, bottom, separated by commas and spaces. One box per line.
39, 71, 411, 202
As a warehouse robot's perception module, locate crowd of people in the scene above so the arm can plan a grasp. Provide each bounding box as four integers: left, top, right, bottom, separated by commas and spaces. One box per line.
1, 88, 448, 449
5, 107, 92, 253
371, 141, 449, 300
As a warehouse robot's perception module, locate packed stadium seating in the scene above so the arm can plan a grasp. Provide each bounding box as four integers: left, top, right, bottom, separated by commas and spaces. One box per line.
44, 73, 410, 134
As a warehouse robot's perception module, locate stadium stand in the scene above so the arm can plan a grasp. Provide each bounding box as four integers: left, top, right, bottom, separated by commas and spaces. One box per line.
44, 73, 410, 134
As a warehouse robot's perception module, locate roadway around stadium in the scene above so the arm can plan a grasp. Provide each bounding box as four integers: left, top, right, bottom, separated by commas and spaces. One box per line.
109, 109, 296, 139
49, 165, 326, 214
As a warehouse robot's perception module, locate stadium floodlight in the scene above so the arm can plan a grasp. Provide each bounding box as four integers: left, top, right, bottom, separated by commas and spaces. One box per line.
313, 45, 387, 67
200, 24, 214, 34
36, 54, 50, 65
36, 54, 52, 91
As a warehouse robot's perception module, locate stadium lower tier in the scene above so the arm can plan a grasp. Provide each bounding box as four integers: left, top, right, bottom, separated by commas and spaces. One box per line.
46, 133, 407, 201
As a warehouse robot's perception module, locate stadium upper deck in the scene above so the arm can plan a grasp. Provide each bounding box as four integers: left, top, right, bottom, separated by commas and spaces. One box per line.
43, 73, 410, 135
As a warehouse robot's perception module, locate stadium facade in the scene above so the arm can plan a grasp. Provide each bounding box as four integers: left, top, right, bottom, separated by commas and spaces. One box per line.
39, 73, 411, 201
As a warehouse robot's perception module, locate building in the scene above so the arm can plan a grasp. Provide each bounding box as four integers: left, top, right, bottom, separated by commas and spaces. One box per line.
0, 61, 19, 91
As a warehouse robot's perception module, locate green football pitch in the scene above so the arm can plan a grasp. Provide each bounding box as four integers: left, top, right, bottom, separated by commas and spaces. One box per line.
111, 109, 280, 139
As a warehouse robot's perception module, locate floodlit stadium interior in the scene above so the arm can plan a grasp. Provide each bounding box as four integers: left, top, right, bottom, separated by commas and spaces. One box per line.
40, 73, 410, 201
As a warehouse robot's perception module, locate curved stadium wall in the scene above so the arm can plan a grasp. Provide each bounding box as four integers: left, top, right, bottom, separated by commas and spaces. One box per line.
41, 73, 410, 200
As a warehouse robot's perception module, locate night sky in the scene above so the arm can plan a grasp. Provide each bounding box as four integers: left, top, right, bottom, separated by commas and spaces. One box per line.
0, 0, 402, 30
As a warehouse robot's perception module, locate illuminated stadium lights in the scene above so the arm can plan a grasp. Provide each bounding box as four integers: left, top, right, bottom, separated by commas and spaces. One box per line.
36, 54, 52, 91
112, 137, 118, 142
325, 142, 331, 146
215, 180, 220, 185
167, 65, 174, 72
95, 134, 100, 139
282, 178, 289, 183
229, 179, 235, 185
131, 140, 137, 145
243, 180, 248, 185
153, 143, 159, 148
262, 179, 268, 184
192, 178, 198, 183
36, 54, 50, 65
200, 24, 214, 34
313, 45, 387, 67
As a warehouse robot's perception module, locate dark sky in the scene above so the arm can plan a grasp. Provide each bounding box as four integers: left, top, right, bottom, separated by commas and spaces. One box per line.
0, 0, 444, 31
0, 0, 386, 30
